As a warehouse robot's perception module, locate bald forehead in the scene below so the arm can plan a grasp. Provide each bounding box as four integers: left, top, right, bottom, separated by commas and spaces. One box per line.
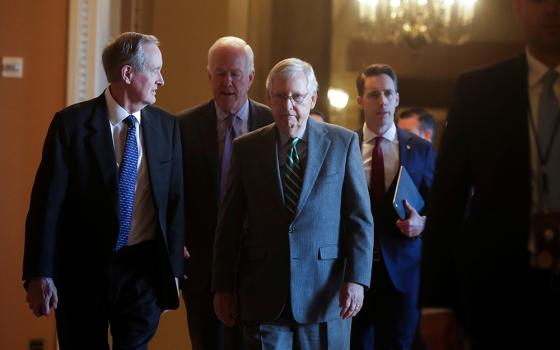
209, 45, 250, 70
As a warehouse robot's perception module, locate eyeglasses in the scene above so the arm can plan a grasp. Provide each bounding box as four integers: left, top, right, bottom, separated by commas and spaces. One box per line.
270, 92, 309, 104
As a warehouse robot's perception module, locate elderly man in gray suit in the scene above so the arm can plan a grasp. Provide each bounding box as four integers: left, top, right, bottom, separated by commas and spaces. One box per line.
212, 58, 374, 349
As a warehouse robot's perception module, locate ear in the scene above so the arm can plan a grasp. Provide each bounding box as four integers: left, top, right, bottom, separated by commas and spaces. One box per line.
207, 67, 212, 81
357, 95, 364, 109
310, 91, 318, 109
395, 92, 400, 107
121, 65, 134, 84
247, 69, 255, 86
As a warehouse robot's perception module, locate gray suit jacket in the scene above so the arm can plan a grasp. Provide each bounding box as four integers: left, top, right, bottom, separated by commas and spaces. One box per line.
212, 118, 374, 324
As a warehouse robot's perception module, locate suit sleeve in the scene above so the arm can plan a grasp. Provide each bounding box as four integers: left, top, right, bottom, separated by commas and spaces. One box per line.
212, 139, 246, 292
167, 118, 185, 278
341, 133, 374, 288
23, 112, 70, 282
420, 74, 474, 308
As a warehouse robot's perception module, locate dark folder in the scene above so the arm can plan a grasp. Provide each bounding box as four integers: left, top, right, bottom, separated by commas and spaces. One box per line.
392, 166, 424, 220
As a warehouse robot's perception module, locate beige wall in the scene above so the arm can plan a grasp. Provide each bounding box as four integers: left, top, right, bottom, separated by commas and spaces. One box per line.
153, 1, 232, 114
0, 0, 68, 349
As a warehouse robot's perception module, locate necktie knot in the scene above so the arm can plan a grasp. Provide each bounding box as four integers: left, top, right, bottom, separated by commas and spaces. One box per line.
290, 137, 299, 148
124, 115, 137, 127
374, 136, 383, 146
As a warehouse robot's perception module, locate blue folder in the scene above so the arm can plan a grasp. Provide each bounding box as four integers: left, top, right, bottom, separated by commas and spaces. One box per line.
392, 166, 424, 220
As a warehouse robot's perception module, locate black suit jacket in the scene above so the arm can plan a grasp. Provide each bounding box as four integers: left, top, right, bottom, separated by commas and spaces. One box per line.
23, 93, 185, 309
420, 55, 531, 313
177, 99, 273, 295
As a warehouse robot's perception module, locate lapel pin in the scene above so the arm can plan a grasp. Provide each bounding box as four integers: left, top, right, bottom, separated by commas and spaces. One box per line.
406, 144, 411, 150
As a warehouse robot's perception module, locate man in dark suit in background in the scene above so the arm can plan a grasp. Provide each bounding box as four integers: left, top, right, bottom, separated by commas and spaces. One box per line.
351, 64, 435, 350
23, 32, 184, 350
177, 36, 273, 350
397, 107, 436, 144
213, 57, 373, 349
420, 1, 560, 348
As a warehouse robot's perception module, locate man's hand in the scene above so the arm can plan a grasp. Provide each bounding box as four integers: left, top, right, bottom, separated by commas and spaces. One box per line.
420, 310, 461, 350
396, 200, 426, 238
213, 291, 236, 327
339, 282, 364, 319
26, 277, 58, 317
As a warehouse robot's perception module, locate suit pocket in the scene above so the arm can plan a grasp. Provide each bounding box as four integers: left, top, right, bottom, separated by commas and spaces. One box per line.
160, 159, 172, 165
318, 245, 339, 260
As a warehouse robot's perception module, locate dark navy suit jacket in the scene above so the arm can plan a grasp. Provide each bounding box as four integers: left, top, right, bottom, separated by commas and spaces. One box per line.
358, 126, 435, 293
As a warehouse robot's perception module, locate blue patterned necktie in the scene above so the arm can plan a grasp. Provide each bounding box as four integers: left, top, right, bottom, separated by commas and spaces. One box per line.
284, 137, 302, 215
116, 115, 139, 251
538, 70, 560, 210
220, 114, 238, 201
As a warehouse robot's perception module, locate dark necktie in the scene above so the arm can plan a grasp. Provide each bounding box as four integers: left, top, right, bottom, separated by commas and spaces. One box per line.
538, 70, 560, 210
116, 115, 139, 251
370, 136, 385, 204
284, 137, 302, 215
220, 114, 238, 201
370, 136, 384, 261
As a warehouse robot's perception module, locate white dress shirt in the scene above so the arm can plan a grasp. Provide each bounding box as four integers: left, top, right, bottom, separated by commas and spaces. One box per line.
361, 122, 400, 192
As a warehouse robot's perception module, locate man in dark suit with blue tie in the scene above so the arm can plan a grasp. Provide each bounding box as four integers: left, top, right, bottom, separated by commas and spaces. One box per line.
213, 58, 374, 349
351, 64, 435, 350
420, 1, 560, 348
177, 36, 273, 350
23, 32, 184, 350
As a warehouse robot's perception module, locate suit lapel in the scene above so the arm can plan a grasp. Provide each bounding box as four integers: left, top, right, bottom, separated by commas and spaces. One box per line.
140, 108, 164, 214
259, 124, 286, 211
295, 119, 330, 217
397, 127, 412, 170
87, 95, 119, 216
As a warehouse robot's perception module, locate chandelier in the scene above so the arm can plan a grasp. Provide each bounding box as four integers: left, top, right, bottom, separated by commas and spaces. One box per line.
357, 0, 478, 48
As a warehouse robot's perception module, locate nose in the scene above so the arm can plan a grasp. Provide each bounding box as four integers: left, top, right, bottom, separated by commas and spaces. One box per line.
283, 96, 295, 110
222, 73, 234, 86
157, 71, 165, 86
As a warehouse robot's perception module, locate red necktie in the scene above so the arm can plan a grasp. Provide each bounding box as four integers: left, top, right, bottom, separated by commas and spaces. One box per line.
370, 136, 384, 261
370, 136, 385, 204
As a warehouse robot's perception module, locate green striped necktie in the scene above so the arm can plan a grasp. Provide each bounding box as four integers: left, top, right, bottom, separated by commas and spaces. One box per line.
284, 137, 302, 215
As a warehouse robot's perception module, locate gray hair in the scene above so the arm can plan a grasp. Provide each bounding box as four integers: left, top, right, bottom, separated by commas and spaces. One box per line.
265, 58, 319, 95
102, 32, 160, 83
207, 36, 254, 72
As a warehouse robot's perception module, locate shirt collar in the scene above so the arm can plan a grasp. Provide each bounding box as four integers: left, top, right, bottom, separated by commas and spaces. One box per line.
526, 48, 560, 88
105, 87, 142, 126
362, 122, 397, 144
215, 99, 250, 122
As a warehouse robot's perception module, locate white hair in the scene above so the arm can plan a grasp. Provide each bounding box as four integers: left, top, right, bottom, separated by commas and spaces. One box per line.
265, 58, 318, 95
207, 36, 254, 72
